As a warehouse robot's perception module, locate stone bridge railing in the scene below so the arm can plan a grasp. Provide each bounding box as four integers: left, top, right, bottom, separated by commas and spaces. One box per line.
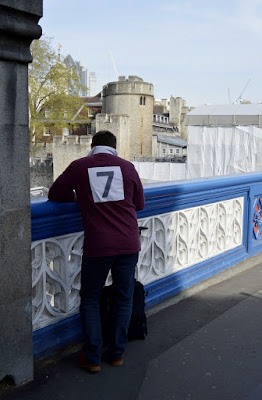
31, 172, 262, 359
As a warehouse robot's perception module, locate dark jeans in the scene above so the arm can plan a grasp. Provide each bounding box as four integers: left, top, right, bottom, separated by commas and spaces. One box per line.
80, 253, 138, 364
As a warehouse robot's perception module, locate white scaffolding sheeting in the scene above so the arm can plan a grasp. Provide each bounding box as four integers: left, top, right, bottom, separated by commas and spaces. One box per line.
133, 162, 186, 182
186, 125, 262, 178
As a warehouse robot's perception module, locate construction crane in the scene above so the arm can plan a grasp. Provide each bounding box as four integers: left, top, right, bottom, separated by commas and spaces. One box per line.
108, 49, 119, 81
235, 78, 252, 103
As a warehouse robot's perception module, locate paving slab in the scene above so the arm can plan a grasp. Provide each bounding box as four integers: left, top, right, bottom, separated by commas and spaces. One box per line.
1, 261, 262, 400
137, 290, 262, 400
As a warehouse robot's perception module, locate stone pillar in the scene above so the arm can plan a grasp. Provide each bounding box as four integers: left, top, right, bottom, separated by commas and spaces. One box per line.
0, 1, 42, 385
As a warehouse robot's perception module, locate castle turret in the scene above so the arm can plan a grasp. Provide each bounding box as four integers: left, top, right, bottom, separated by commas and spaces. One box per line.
100, 76, 154, 159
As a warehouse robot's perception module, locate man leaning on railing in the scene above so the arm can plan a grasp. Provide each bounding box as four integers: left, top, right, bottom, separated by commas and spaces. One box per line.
48, 130, 145, 372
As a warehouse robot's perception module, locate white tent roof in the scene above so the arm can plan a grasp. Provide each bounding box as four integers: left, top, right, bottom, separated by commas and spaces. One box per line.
187, 104, 262, 126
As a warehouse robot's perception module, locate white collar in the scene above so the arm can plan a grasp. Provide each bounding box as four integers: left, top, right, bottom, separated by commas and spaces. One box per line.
88, 145, 118, 157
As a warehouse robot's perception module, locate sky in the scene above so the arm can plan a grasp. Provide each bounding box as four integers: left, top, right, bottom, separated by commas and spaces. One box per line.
41, 0, 262, 107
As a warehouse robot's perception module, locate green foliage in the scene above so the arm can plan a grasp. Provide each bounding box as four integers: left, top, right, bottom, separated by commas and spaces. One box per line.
29, 36, 88, 141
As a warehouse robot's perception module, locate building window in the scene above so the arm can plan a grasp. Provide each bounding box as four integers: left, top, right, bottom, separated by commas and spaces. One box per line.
169, 149, 173, 154
140, 96, 146, 106
176, 149, 180, 154
43, 128, 50, 136
162, 148, 166, 154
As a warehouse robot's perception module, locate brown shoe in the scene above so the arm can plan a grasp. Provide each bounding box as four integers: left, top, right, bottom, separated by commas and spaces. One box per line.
111, 356, 124, 367
78, 352, 101, 372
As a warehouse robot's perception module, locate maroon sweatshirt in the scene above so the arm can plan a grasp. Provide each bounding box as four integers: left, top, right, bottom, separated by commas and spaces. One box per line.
48, 152, 145, 257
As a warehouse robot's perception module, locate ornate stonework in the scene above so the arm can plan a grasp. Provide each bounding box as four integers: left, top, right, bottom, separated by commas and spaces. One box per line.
32, 197, 244, 330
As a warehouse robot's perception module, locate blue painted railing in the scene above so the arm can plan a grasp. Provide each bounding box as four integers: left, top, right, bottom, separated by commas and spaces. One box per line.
31, 172, 262, 359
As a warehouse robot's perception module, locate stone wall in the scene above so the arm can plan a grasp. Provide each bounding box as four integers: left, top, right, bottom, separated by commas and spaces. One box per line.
31, 142, 53, 160
169, 96, 190, 139
30, 161, 53, 189
96, 113, 130, 159
53, 135, 92, 180
30, 144, 53, 188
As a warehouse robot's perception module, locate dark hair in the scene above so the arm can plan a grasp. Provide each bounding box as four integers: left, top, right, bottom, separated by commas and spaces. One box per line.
92, 131, 117, 148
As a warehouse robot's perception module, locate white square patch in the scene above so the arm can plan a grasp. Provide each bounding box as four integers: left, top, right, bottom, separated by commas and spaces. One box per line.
88, 166, 125, 203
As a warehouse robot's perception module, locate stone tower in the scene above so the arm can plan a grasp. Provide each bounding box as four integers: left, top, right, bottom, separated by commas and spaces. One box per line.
100, 76, 154, 159
169, 96, 190, 139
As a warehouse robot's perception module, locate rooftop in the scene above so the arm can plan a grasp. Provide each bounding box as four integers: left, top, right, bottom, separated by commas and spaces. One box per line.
187, 104, 262, 126
82, 92, 102, 107
188, 104, 262, 116
157, 135, 187, 147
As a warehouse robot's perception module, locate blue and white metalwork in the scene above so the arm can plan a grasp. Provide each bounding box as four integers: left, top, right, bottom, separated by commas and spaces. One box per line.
31, 171, 262, 359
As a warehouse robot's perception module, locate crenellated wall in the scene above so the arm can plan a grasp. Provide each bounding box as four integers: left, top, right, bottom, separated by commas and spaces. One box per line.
96, 113, 130, 159
53, 135, 92, 180
31, 142, 53, 160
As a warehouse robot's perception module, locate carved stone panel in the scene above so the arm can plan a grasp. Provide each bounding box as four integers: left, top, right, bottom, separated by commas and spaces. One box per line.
32, 197, 244, 330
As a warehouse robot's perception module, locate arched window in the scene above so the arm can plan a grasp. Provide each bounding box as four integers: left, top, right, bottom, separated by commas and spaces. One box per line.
140, 96, 143, 105
143, 96, 146, 105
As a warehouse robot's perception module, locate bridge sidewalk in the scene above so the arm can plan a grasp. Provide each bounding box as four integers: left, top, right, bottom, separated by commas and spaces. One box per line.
1, 259, 262, 400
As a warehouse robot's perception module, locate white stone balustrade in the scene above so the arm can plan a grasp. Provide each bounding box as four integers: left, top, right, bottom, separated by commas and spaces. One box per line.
32, 197, 244, 331
137, 197, 243, 285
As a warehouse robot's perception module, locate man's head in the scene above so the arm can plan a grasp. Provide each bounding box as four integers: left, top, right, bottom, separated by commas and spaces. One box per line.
91, 131, 117, 149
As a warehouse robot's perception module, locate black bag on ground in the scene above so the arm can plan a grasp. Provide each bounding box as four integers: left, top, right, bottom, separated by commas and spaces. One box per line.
100, 280, 147, 344
128, 280, 147, 340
